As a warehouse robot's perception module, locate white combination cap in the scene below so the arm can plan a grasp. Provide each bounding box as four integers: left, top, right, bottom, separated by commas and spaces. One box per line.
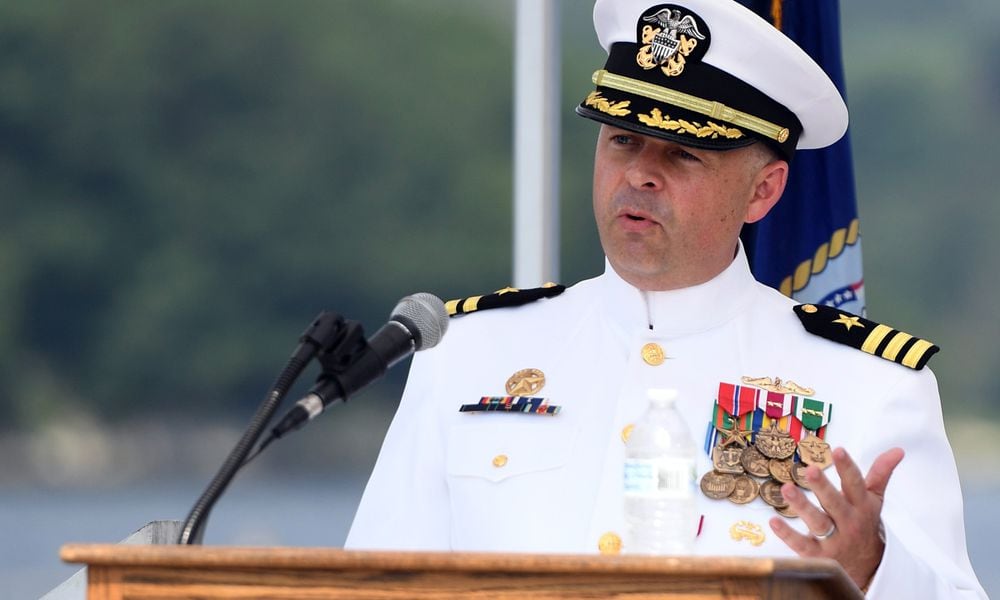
576, 0, 848, 159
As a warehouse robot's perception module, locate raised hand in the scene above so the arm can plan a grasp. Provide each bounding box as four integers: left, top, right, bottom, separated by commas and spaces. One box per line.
769, 447, 905, 589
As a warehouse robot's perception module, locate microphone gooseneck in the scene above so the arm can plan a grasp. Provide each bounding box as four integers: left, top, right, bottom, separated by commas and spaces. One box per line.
178, 293, 447, 545
178, 310, 346, 545
267, 293, 448, 440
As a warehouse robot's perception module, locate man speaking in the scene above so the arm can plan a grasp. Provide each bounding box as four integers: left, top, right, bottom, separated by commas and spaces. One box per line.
346, 1, 985, 597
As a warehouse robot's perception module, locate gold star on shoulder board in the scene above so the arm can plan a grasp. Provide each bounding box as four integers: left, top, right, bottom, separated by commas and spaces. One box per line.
494, 286, 519, 295
833, 313, 865, 331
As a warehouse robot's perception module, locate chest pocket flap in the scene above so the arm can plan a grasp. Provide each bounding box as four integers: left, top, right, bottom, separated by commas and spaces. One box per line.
446, 420, 576, 483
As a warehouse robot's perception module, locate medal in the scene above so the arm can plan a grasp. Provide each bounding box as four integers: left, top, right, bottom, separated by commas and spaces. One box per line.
790, 460, 811, 489
759, 479, 788, 508
718, 382, 759, 418
701, 378, 833, 514
711, 421, 748, 474
727, 474, 760, 505
716, 421, 749, 449
768, 458, 793, 483
760, 390, 794, 420
739, 445, 771, 478
755, 421, 797, 459
700, 470, 737, 499
712, 442, 746, 474
797, 432, 833, 469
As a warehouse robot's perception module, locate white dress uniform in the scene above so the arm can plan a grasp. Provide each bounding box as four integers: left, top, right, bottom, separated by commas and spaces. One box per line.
346, 247, 986, 599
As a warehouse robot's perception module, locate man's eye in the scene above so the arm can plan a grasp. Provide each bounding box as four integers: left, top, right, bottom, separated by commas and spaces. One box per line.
611, 134, 633, 145
676, 149, 700, 162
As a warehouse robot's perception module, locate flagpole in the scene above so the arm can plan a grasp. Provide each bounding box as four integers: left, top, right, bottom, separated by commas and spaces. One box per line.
513, 0, 560, 288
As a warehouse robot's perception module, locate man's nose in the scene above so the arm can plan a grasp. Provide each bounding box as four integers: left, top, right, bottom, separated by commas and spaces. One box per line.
624, 146, 665, 190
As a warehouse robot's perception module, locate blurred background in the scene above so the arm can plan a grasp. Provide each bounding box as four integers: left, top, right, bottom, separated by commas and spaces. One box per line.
1, 1, 997, 597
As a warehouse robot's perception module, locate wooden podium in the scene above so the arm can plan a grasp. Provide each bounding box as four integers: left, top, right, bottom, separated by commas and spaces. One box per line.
61, 544, 862, 599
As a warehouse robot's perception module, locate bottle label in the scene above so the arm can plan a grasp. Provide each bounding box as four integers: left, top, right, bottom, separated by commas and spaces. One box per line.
624, 457, 696, 499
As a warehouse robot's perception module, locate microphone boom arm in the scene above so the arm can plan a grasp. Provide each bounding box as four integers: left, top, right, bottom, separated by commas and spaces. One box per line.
177, 311, 350, 545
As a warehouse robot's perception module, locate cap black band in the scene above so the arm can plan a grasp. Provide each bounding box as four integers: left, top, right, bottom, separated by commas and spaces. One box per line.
578, 41, 802, 159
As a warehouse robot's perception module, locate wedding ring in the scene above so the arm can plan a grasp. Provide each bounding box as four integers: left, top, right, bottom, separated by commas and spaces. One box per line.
813, 522, 837, 541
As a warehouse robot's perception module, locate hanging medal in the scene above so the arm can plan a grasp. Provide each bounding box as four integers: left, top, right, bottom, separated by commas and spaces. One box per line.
700, 376, 835, 524
795, 397, 833, 469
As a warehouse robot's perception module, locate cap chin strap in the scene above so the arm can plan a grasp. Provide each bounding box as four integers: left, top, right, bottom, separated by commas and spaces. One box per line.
592, 69, 790, 144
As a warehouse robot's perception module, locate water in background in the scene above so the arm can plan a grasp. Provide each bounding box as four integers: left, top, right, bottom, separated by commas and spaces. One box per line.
0, 478, 364, 599
3, 478, 996, 599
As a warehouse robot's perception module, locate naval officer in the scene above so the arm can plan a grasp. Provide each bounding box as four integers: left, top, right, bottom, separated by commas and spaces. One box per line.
346, 1, 985, 597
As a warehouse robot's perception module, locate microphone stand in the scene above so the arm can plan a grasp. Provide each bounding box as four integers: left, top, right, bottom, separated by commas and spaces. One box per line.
177, 311, 349, 545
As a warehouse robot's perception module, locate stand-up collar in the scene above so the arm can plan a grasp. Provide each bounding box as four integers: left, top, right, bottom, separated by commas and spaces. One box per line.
600, 244, 759, 337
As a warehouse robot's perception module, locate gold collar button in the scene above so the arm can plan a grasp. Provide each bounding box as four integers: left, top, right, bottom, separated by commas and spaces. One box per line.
641, 342, 666, 366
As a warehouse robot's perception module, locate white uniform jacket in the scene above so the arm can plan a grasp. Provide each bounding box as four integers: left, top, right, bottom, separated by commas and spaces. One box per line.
347, 249, 985, 599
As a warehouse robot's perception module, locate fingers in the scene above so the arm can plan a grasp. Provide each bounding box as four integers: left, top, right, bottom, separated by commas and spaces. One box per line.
865, 447, 904, 498
811, 447, 904, 515
771, 446, 899, 587
780, 482, 835, 539
804, 461, 852, 520
832, 447, 867, 506
770, 515, 820, 556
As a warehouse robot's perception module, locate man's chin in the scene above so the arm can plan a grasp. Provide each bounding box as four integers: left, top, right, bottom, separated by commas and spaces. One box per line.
607, 255, 673, 287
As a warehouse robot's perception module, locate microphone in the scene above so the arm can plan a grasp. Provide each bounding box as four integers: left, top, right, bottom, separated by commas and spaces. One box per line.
269, 293, 448, 439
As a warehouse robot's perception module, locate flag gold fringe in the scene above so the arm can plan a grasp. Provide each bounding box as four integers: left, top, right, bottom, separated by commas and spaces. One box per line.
771, 0, 783, 30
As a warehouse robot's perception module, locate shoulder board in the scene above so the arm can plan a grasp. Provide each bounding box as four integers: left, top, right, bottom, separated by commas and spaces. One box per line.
446, 283, 566, 317
793, 304, 939, 370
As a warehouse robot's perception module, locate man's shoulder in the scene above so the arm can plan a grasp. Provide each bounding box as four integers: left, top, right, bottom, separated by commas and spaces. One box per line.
447, 275, 599, 318
791, 302, 939, 372
445, 283, 567, 318
435, 275, 601, 343
748, 282, 940, 379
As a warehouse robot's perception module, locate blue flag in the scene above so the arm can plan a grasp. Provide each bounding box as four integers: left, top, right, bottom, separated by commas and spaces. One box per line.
737, 0, 864, 315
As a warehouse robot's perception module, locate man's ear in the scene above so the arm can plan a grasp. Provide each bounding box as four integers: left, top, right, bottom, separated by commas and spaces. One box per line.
746, 159, 788, 224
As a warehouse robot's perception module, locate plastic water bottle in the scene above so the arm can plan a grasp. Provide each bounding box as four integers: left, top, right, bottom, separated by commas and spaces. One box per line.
623, 388, 698, 555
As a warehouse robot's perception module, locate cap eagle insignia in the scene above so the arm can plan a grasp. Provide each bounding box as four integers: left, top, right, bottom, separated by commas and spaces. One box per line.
642, 8, 706, 65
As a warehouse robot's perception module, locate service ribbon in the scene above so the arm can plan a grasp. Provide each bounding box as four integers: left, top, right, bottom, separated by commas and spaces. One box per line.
794, 397, 832, 438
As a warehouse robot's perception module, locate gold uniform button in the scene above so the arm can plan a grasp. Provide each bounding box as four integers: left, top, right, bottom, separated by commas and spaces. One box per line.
802, 304, 818, 314
598, 532, 622, 555
641, 342, 665, 366
492, 454, 508, 468
621, 424, 635, 444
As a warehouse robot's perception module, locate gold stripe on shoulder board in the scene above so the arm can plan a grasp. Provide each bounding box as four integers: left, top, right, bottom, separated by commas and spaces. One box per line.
794, 304, 939, 370
445, 283, 566, 317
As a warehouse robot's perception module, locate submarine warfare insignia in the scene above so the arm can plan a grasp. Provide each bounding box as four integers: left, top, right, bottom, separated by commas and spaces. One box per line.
740, 376, 815, 397
700, 377, 834, 517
